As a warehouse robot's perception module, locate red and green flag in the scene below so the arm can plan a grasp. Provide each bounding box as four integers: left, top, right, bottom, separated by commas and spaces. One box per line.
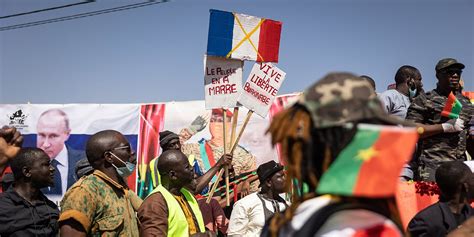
316, 124, 418, 197
441, 92, 462, 119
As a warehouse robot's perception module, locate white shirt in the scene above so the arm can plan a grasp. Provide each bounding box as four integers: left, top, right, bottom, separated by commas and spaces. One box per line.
45, 145, 68, 205
228, 192, 288, 237
378, 89, 411, 119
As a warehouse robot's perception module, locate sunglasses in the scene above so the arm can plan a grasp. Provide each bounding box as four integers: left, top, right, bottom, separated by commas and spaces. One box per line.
440, 69, 462, 76
111, 145, 132, 153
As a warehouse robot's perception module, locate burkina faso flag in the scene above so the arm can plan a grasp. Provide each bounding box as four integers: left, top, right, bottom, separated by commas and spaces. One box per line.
441, 92, 462, 119
317, 124, 418, 197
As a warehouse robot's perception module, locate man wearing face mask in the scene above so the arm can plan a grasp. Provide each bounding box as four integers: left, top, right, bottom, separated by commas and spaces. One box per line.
58, 130, 140, 237
408, 161, 474, 236
181, 109, 258, 196
406, 58, 474, 181
378, 65, 423, 119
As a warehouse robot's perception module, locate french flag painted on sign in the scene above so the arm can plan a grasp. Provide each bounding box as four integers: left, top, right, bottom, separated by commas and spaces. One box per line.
207, 9, 282, 63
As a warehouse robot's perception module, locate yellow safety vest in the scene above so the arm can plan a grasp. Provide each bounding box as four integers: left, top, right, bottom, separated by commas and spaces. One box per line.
148, 184, 205, 237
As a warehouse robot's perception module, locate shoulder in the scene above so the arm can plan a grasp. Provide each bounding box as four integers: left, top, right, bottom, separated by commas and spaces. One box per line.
138, 192, 167, 217
61, 175, 102, 204
411, 202, 442, 219
317, 209, 402, 236
234, 193, 259, 206
379, 89, 396, 97
0, 190, 15, 205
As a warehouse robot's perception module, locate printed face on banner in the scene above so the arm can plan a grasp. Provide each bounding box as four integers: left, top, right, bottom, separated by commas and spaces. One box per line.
238, 62, 286, 117
0, 104, 140, 204
204, 55, 243, 109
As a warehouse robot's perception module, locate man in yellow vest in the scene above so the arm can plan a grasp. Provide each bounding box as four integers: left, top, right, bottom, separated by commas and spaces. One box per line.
138, 150, 213, 237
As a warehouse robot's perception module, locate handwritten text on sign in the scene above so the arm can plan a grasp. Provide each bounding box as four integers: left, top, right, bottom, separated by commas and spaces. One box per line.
238, 62, 286, 117
204, 55, 243, 109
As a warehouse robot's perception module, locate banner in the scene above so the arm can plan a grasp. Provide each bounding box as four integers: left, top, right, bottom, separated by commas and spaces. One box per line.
239, 62, 286, 117
0, 104, 140, 204
204, 55, 243, 109
0, 95, 299, 200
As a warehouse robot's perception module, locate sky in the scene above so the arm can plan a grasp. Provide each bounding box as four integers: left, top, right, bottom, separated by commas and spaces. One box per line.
0, 0, 473, 104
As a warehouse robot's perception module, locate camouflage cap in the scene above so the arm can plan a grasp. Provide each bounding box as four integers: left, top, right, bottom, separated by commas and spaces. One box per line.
299, 72, 410, 128
435, 58, 465, 72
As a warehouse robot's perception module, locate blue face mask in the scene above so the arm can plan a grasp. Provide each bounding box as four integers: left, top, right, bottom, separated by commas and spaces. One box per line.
409, 88, 417, 98
110, 152, 135, 178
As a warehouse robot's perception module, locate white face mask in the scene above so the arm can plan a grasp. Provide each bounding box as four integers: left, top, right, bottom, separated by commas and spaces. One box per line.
409, 88, 417, 98
109, 152, 135, 178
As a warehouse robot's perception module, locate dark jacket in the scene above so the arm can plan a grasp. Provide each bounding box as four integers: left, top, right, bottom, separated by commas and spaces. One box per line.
0, 188, 59, 237
408, 201, 474, 237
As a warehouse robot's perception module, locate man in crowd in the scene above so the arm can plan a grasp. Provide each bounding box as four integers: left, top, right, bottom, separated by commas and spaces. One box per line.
59, 130, 139, 236
148, 130, 181, 189
149, 130, 233, 195
138, 149, 210, 236
408, 161, 474, 236
36, 109, 84, 197
262, 73, 412, 236
181, 109, 258, 195
0, 148, 59, 236
228, 160, 288, 237
360, 75, 376, 91
406, 58, 474, 181
379, 65, 423, 119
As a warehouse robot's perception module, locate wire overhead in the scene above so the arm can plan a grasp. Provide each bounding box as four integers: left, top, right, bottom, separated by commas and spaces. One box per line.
0, 1, 95, 19
0, 1, 168, 32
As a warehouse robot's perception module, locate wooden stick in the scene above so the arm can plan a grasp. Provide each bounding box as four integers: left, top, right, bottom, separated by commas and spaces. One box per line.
230, 110, 253, 153
207, 110, 254, 203
230, 107, 239, 148
206, 169, 224, 203
223, 109, 230, 206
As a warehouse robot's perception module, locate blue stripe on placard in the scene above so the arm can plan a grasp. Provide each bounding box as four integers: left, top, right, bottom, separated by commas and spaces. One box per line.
207, 9, 234, 57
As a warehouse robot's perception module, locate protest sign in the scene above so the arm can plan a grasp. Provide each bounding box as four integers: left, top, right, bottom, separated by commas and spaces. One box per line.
238, 62, 286, 117
204, 55, 243, 109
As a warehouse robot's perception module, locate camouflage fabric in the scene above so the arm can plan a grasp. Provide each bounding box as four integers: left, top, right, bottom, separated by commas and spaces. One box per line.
406, 89, 474, 181
59, 170, 139, 237
181, 140, 259, 192
435, 58, 465, 72
299, 72, 409, 129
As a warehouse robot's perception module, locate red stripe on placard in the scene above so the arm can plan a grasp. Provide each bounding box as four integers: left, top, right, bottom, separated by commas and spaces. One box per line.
257, 19, 282, 63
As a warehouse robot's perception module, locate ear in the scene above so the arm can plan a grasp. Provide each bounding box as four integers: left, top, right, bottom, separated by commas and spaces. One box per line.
22, 166, 31, 178
265, 179, 272, 188
104, 151, 114, 163
169, 170, 177, 180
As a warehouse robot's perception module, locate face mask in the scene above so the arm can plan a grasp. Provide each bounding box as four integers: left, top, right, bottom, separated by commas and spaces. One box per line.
409, 88, 417, 98
109, 152, 135, 178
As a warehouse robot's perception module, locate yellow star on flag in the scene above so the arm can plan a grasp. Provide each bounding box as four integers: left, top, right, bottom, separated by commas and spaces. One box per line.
357, 146, 378, 161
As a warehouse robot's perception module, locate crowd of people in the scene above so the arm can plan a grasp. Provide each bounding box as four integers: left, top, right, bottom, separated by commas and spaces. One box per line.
0, 57, 473, 236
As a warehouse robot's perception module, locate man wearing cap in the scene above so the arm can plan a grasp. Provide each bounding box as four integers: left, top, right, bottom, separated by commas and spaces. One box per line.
181, 109, 258, 195
147, 130, 182, 189
406, 58, 474, 181
261, 73, 412, 236
227, 160, 288, 237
